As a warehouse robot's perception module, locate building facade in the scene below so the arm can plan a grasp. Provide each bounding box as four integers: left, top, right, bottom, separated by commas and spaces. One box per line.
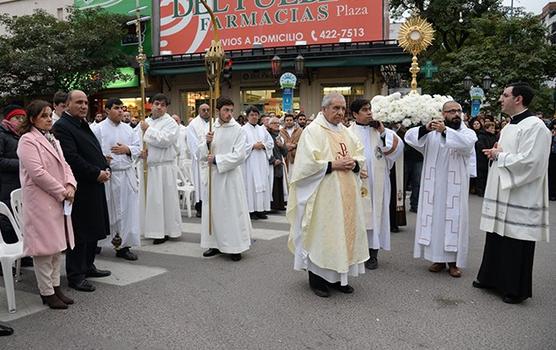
149, 0, 410, 119
541, 2, 556, 45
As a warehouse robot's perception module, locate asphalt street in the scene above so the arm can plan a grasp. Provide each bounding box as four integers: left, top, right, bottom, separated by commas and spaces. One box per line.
1, 194, 555, 349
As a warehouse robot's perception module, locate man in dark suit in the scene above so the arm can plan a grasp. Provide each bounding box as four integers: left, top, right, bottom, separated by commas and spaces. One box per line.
53, 90, 111, 292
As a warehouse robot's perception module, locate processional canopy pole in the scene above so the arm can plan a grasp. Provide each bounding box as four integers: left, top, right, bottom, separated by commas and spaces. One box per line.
200, 0, 225, 235
397, 16, 435, 94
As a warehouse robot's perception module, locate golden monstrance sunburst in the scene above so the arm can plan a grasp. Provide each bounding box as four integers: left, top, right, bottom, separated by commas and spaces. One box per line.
397, 16, 435, 93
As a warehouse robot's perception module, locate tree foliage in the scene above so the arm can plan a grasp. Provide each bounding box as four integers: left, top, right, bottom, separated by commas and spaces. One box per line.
390, 1, 556, 115
0, 8, 130, 102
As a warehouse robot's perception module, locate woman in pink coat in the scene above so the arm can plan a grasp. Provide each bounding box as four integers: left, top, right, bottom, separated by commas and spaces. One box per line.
17, 100, 77, 309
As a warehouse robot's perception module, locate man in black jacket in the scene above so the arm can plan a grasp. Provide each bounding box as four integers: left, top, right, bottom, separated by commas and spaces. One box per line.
53, 90, 111, 292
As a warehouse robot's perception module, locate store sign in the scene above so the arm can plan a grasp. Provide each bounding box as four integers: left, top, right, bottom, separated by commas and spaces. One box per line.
105, 67, 139, 89
279, 72, 297, 89
160, 0, 383, 54
74, 0, 153, 56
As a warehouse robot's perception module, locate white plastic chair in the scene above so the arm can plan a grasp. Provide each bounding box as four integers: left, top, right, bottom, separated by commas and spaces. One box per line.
9, 189, 23, 282
176, 167, 194, 218
0, 201, 24, 313
10, 189, 22, 230
181, 159, 194, 186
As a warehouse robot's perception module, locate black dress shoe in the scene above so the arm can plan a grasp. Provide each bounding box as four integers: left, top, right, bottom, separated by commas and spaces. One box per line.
308, 271, 330, 298
472, 280, 491, 289
85, 266, 111, 278
196, 211, 202, 217
256, 212, 268, 219
68, 280, 96, 292
249, 213, 258, 220
502, 295, 526, 304
153, 236, 169, 245
116, 248, 138, 261
203, 248, 221, 257
0, 324, 14, 336
20, 256, 34, 267
330, 282, 354, 294
390, 227, 400, 233
409, 207, 418, 213
230, 253, 242, 261
365, 257, 378, 270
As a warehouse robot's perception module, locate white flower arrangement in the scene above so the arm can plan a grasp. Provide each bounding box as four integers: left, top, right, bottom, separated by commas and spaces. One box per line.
371, 92, 453, 127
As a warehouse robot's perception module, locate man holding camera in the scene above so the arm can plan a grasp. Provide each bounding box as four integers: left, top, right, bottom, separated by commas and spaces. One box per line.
348, 98, 403, 270
404, 101, 477, 278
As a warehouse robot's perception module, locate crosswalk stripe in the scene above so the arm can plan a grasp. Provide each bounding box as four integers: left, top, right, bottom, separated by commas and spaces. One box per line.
180, 222, 288, 241
0, 287, 48, 321
136, 240, 207, 258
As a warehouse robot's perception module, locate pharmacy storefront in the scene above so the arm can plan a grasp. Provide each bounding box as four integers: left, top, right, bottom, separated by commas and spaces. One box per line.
150, 0, 410, 119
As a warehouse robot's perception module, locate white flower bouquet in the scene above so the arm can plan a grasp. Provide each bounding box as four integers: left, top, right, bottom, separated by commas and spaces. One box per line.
371, 92, 453, 127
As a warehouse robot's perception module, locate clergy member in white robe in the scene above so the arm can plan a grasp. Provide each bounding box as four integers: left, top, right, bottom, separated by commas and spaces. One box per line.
475, 83, 550, 304
287, 93, 368, 298
348, 98, 403, 270
92, 98, 141, 260
198, 97, 252, 261
242, 106, 274, 220
186, 104, 210, 217
140, 94, 182, 244
405, 101, 477, 278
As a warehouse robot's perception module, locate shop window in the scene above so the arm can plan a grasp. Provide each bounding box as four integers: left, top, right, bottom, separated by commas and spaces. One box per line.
321, 85, 365, 109
181, 90, 210, 122
240, 88, 300, 115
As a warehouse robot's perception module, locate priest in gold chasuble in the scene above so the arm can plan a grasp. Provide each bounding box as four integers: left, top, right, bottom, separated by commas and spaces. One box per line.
287, 93, 369, 298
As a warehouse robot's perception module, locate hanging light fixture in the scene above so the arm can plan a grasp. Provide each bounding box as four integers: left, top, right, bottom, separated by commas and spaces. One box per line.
294, 54, 305, 76
271, 55, 281, 78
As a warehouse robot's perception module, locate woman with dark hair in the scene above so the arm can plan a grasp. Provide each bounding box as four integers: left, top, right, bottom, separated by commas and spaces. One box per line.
471, 119, 482, 134
17, 100, 77, 309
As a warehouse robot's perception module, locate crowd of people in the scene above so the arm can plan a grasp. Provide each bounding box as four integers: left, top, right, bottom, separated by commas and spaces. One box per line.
0, 82, 551, 336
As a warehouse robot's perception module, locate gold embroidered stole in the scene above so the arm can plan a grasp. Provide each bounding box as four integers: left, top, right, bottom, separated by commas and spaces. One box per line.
324, 129, 357, 261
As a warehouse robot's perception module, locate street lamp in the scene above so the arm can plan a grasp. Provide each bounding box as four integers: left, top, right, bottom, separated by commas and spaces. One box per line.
463, 75, 473, 90
463, 75, 492, 91
482, 75, 492, 91
271, 55, 281, 79
295, 54, 305, 76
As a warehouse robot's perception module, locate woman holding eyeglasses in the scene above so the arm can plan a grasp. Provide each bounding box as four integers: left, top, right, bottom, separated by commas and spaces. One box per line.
17, 100, 77, 309
0, 105, 26, 248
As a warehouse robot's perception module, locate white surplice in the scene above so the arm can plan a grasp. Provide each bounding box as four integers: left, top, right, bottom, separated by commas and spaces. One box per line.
143, 113, 182, 239
405, 123, 477, 267
197, 118, 252, 253
92, 119, 142, 248
480, 115, 550, 242
242, 123, 274, 212
186, 115, 209, 203
350, 124, 403, 250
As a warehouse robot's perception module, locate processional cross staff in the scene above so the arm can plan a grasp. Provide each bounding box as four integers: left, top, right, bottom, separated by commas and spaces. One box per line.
109, 1, 150, 248
127, 0, 150, 196
199, 0, 225, 235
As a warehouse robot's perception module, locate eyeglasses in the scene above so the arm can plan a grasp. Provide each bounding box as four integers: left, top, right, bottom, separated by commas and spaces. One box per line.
443, 109, 463, 114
